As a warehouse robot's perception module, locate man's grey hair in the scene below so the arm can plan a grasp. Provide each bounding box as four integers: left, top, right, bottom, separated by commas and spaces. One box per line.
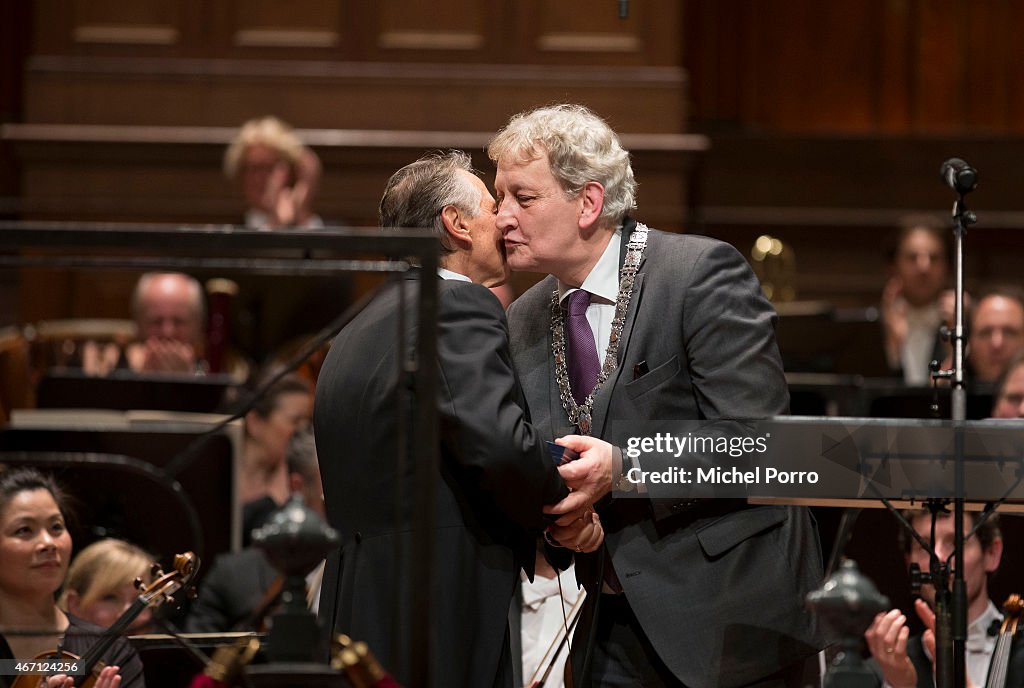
487, 104, 637, 226
378, 150, 483, 256
131, 272, 206, 327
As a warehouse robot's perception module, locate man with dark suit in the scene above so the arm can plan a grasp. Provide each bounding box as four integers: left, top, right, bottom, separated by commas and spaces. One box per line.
314, 151, 607, 688
489, 104, 823, 687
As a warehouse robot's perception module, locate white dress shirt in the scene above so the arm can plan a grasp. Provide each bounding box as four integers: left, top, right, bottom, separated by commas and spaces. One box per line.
557, 229, 622, 359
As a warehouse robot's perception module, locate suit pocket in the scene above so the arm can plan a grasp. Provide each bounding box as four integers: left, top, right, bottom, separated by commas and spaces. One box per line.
624, 355, 680, 399
694, 506, 788, 558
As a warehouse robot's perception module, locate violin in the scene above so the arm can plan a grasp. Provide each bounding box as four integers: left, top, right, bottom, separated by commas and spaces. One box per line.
985, 594, 1023, 688
11, 552, 200, 688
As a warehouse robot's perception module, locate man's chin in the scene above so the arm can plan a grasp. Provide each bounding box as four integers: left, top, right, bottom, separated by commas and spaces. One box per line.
507, 255, 538, 274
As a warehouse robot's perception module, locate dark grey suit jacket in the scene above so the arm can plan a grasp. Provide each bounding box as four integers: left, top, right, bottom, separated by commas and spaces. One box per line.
506, 221, 823, 688
314, 276, 568, 688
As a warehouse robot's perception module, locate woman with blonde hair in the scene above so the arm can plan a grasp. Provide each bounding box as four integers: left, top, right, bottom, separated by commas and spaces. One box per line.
60, 539, 156, 635
224, 116, 323, 230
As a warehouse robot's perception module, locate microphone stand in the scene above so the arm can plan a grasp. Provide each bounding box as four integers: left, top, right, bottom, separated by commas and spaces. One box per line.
929, 176, 977, 688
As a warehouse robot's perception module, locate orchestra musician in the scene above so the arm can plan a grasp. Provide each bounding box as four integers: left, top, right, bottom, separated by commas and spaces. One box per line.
60, 539, 157, 636
0, 467, 143, 688
865, 509, 1024, 688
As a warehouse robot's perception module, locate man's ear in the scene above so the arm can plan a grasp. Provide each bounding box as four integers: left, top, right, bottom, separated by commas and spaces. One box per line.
578, 181, 606, 230
983, 536, 1004, 574
245, 410, 263, 440
441, 204, 472, 248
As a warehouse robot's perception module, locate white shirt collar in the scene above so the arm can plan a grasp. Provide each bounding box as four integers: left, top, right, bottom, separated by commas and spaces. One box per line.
438, 267, 472, 282
557, 228, 621, 306
968, 599, 1002, 647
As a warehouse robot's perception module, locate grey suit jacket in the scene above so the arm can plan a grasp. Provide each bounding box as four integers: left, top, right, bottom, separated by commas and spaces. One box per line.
315, 276, 568, 688
506, 220, 822, 688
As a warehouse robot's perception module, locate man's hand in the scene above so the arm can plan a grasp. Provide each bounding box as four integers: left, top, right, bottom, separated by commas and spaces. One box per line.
543, 435, 614, 525
882, 276, 909, 368
141, 338, 198, 373
864, 608, 916, 688
546, 509, 604, 554
48, 666, 121, 688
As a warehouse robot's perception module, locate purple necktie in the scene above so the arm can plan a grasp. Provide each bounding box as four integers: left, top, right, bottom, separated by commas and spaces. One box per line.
566, 289, 601, 405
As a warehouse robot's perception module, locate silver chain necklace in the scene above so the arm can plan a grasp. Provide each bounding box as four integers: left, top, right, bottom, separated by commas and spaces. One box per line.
550, 224, 649, 435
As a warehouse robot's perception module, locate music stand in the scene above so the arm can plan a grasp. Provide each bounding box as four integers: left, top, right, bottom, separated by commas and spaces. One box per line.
36, 370, 238, 414
0, 409, 242, 564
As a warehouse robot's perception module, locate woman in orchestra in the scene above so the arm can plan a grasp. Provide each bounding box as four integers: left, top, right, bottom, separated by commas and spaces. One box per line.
0, 467, 142, 688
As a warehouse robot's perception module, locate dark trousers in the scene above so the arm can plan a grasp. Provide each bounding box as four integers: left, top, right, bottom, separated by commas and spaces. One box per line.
578, 594, 818, 688
586, 593, 682, 687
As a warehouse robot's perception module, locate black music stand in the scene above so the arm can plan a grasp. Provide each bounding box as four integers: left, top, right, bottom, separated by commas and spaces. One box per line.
36, 370, 238, 414
0, 411, 240, 565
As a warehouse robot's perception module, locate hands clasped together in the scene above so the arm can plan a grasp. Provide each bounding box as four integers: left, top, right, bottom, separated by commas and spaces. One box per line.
542, 435, 616, 554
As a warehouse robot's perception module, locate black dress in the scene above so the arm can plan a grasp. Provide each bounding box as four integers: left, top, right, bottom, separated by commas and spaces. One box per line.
0, 613, 145, 688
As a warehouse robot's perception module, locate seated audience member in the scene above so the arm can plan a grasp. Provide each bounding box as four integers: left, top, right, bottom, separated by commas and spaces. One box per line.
60, 539, 156, 635
239, 373, 314, 545
187, 429, 324, 632
881, 218, 953, 385
0, 467, 143, 688
126, 272, 207, 376
223, 116, 323, 231
991, 353, 1024, 419
969, 286, 1024, 384
864, 509, 1022, 688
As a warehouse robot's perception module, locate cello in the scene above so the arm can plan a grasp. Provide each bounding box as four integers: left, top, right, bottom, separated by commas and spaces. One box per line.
10, 552, 199, 688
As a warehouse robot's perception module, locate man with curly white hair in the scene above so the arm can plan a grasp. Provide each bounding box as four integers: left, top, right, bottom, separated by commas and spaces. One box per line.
490, 104, 823, 687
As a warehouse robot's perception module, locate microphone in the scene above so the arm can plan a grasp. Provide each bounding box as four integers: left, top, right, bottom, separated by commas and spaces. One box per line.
940, 158, 978, 194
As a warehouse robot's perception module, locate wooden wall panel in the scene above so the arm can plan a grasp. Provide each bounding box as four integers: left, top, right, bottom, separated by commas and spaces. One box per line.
523, 0, 682, 66
684, 0, 1024, 135
22, 0, 687, 131
875, 0, 912, 132
913, 0, 966, 133
33, 0, 203, 57
23, 60, 687, 132
71, 0, 181, 46
377, 0, 486, 51
208, 0, 346, 58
